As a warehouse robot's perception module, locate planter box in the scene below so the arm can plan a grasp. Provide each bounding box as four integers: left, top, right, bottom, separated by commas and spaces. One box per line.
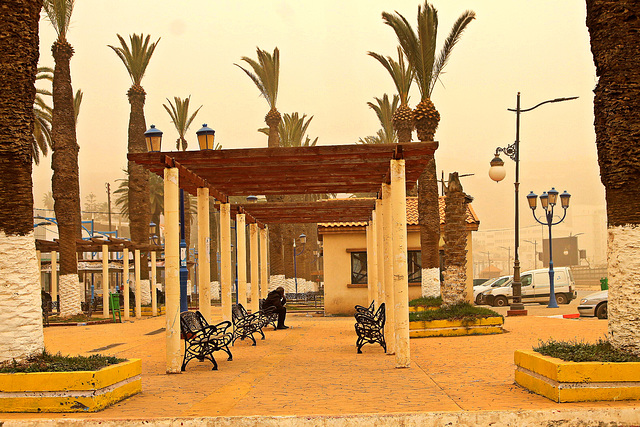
515, 350, 640, 402
0, 359, 141, 412
409, 316, 503, 338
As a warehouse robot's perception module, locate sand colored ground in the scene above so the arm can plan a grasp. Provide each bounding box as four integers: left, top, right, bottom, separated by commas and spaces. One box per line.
2, 300, 640, 425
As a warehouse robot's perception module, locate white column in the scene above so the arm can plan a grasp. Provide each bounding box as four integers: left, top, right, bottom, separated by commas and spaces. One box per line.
51, 250, 58, 304
375, 199, 385, 308
164, 167, 181, 373
151, 250, 157, 317
250, 223, 260, 313
123, 247, 130, 320
382, 183, 395, 355
260, 226, 269, 299
236, 213, 247, 309
102, 244, 109, 318
135, 249, 141, 318
367, 215, 378, 306
197, 188, 211, 323
391, 159, 410, 368
220, 203, 232, 322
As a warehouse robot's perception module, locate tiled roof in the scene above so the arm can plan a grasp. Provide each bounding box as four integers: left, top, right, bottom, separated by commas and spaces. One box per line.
319, 197, 479, 228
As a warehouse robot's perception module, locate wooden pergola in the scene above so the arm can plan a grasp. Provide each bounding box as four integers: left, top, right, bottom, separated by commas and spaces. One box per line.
35, 238, 163, 319
129, 142, 438, 372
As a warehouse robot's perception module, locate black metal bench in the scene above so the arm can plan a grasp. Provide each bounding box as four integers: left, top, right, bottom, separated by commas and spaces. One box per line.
355, 300, 375, 315
232, 303, 275, 345
258, 299, 279, 330
180, 310, 233, 371
354, 302, 386, 354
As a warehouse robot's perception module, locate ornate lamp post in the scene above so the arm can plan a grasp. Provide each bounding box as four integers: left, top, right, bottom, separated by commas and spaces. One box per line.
293, 233, 307, 295
488, 93, 577, 316
526, 188, 571, 308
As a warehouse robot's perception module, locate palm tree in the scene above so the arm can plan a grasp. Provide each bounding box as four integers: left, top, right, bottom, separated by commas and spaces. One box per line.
162, 96, 202, 150
586, 0, 640, 355
259, 112, 318, 147
109, 33, 160, 286
0, 0, 45, 361
368, 47, 414, 143
357, 94, 399, 145
236, 47, 285, 277
43, 0, 83, 316
382, 2, 475, 295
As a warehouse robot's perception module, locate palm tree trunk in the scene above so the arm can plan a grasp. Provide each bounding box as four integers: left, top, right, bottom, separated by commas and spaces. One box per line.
418, 158, 441, 297
51, 37, 82, 317
586, 0, 640, 355
266, 115, 285, 281
0, 0, 45, 361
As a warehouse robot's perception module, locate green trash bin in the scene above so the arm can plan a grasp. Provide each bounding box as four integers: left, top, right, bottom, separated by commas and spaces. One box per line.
109, 293, 122, 323
600, 277, 609, 291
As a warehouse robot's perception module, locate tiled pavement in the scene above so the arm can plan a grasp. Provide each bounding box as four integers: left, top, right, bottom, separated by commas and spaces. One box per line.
2, 301, 640, 425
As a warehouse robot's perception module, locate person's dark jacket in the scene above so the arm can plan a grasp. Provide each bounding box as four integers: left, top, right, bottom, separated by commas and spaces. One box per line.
264, 290, 286, 309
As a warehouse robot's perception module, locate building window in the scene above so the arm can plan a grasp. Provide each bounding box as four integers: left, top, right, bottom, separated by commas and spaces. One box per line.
351, 250, 422, 284
351, 252, 368, 284
408, 250, 421, 283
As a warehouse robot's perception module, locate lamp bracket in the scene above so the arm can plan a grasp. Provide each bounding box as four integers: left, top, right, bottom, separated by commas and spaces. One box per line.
495, 143, 517, 162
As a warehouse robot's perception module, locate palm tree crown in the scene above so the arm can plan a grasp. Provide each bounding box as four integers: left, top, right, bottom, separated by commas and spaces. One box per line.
109, 34, 160, 87
42, 0, 74, 39
382, 2, 475, 99
259, 112, 318, 147
163, 96, 202, 151
235, 47, 280, 110
358, 94, 399, 145
368, 47, 412, 106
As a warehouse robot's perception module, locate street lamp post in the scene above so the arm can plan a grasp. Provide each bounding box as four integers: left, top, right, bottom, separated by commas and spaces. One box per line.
293, 233, 307, 295
526, 188, 571, 308
499, 246, 511, 276
488, 92, 577, 316
523, 239, 538, 269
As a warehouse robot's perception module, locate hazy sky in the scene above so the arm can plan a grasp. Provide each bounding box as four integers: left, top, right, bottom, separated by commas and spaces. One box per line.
33, 0, 603, 234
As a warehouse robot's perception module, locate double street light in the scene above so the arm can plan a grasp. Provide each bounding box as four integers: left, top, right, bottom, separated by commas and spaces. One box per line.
526, 188, 571, 308
488, 92, 577, 316
144, 123, 217, 312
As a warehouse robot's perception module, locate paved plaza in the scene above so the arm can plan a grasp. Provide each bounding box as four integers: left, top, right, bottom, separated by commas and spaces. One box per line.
2, 298, 640, 426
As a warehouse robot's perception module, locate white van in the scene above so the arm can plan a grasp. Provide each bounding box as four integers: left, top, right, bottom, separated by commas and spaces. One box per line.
481, 267, 576, 307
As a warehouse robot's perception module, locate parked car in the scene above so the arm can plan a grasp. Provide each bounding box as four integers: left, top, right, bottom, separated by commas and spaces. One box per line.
578, 290, 608, 319
481, 267, 577, 307
473, 275, 512, 305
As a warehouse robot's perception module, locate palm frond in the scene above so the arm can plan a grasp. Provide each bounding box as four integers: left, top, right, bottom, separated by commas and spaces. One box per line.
109, 33, 160, 86
431, 10, 476, 94
368, 48, 413, 105
258, 112, 317, 146
163, 96, 202, 151
73, 89, 82, 127
42, 0, 74, 38
235, 47, 280, 109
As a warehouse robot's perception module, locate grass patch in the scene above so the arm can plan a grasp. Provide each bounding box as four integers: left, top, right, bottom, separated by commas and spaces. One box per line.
409, 302, 502, 323
409, 296, 442, 307
47, 314, 111, 323
0, 350, 126, 373
534, 338, 640, 363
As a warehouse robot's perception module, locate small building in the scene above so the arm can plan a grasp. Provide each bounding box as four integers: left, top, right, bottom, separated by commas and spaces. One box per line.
318, 197, 480, 315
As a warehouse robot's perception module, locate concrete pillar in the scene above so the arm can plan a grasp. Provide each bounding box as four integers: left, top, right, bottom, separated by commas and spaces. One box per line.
220, 203, 232, 322
382, 183, 395, 355
164, 167, 181, 374
260, 226, 268, 299
236, 214, 247, 309
391, 159, 410, 368
366, 217, 378, 306
51, 250, 57, 303
151, 250, 157, 317
197, 188, 211, 323
375, 199, 385, 308
135, 249, 141, 318
102, 244, 109, 318
250, 223, 260, 313
123, 248, 130, 321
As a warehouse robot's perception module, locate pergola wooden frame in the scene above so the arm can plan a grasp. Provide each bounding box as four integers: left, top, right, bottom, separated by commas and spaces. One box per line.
129, 141, 438, 372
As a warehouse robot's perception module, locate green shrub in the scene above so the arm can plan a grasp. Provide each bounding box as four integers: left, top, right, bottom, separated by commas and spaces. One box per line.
409, 296, 442, 307
534, 339, 640, 363
0, 350, 126, 373
409, 302, 501, 322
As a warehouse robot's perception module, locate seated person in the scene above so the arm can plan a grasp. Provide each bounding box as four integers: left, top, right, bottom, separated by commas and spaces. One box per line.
263, 286, 288, 329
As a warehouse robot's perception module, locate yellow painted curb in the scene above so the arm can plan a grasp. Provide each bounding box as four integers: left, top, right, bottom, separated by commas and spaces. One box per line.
0, 359, 141, 412
514, 350, 640, 402
410, 325, 503, 338
408, 306, 438, 313
409, 316, 503, 330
